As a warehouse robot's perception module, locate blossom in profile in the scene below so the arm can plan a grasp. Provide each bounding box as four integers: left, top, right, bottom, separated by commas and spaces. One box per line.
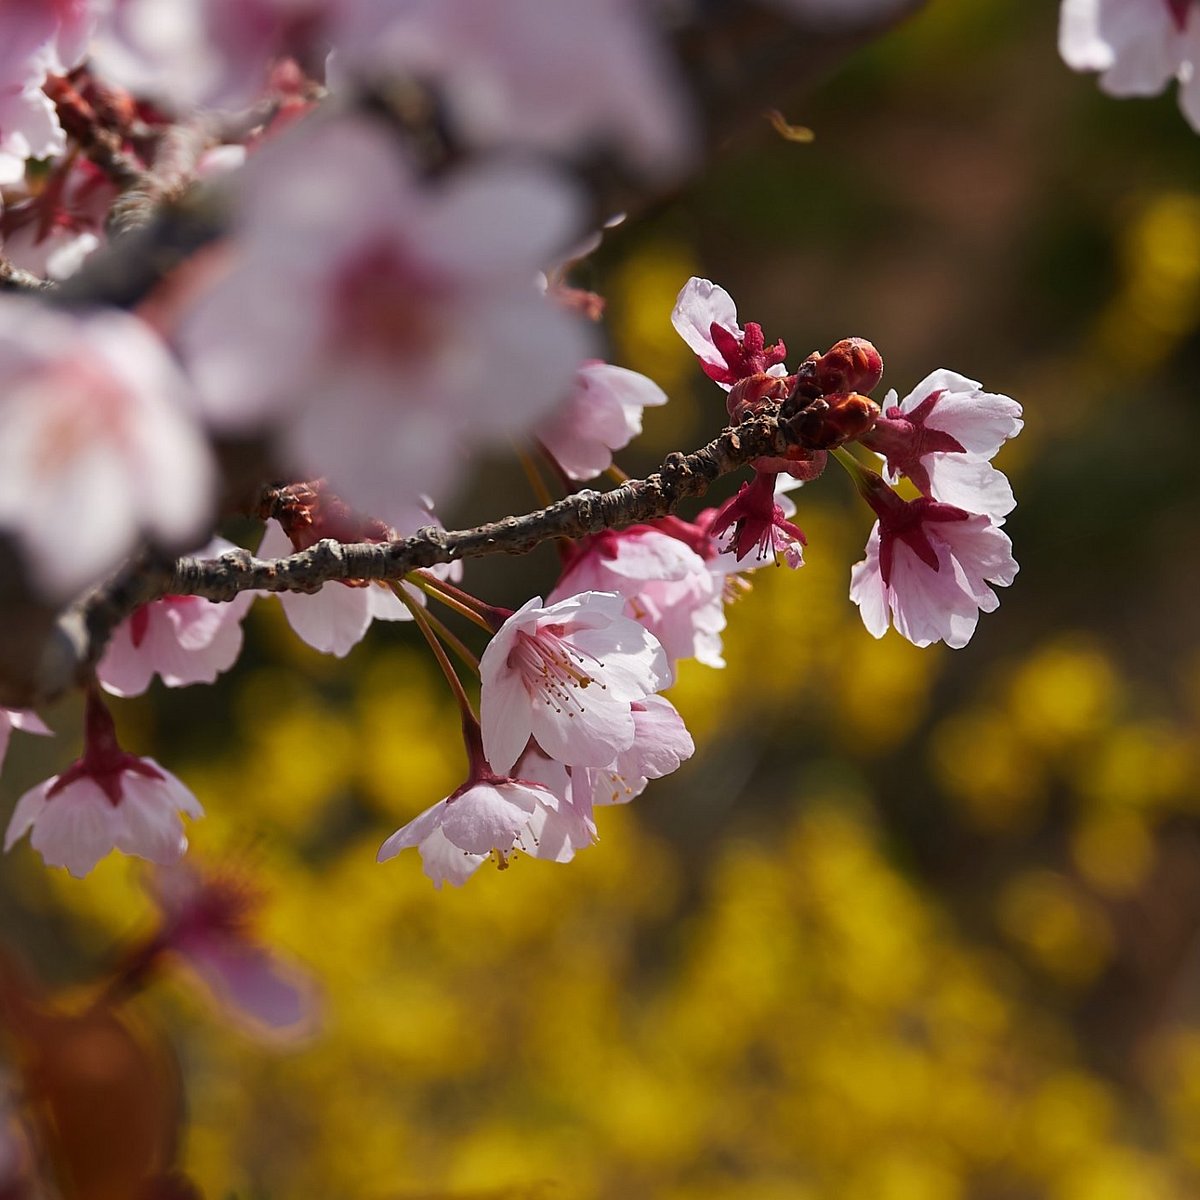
379, 717, 594, 888
479, 592, 671, 775
548, 526, 727, 671
537, 361, 667, 481
5, 693, 203, 878
179, 113, 592, 521
671, 277, 788, 390
0, 707, 51, 773
710, 469, 807, 569
332, 0, 693, 180
583, 695, 695, 808
97, 540, 256, 696
849, 472, 1018, 649
861, 369, 1023, 519
1059, 0, 1200, 130
0, 301, 213, 599
148, 860, 318, 1038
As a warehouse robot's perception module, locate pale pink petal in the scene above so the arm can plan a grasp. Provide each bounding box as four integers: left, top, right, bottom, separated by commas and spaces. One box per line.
438, 781, 541, 855
671, 277, 740, 371
849, 525, 890, 640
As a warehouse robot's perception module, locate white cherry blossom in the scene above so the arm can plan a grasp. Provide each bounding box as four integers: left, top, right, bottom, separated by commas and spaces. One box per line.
479, 592, 671, 775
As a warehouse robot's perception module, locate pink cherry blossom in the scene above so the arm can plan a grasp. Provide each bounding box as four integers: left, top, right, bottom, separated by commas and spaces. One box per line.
548, 526, 727, 671
0, 0, 94, 182
861, 369, 1024, 519
378, 769, 582, 889
0, 707, 51, 773
149, 860, 318, 1037
537, 361, 667, 481
710, 469, 807, 569
849, 474, 1018, 650
5, 694, 203, 878
671, 277, 788, 390
332, 0, 693, 180
1059, 0, 1200, 130
97, 540, 256, 696
584, 695, 695, 808
88, 0, 329, 112
178, 113, 592, 521
0, 300, 214, 599
479, 591, 671, 775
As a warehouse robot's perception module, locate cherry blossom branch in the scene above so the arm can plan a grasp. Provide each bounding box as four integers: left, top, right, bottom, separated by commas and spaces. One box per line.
28, 406, 806, 706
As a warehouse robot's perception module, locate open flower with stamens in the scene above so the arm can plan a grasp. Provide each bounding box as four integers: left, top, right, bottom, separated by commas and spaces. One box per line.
861, 369, 1023, 520
480, 592, 671, 774
710, 470, 807, 569
5, 692, 202, 878
849, 469, 1018, 649
379, 720, 593, 888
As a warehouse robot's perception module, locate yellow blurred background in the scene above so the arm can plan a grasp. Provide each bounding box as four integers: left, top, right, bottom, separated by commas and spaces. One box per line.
8, 1, 1200, 1196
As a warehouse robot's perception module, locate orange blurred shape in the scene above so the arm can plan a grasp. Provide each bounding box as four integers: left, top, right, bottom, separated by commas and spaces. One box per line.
0, 946, 190, 1200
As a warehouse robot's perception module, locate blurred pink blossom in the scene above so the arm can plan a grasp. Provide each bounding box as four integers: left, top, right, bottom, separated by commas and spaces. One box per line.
1059, 0, 1200, 130
480, 591, 671, 775
537, 361, 666, 481
0, 301, 214, 599
97, 539, 256, 696
179, 114, 592, 521
149, 860, 318, 1038
332, 0, 693, 179
0, 707, 51, 774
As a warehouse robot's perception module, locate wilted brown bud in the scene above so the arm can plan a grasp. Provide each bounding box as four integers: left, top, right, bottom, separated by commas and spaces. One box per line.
812, 338, 883, 396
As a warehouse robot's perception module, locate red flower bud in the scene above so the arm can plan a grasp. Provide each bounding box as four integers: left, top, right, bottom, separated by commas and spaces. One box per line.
725, 370, 792, 422
813, 338, 883, 396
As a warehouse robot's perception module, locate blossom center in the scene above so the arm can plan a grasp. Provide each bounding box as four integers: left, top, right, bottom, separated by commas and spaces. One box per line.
509, 629, 607, 715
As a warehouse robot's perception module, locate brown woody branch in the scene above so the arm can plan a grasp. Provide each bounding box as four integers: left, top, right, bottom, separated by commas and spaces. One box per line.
19, 408, 805, 706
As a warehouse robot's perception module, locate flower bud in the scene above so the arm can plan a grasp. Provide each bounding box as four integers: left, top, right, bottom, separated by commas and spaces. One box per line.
726, 370, 792, 421
813, 338, 883, 395
790, 393, 880, 450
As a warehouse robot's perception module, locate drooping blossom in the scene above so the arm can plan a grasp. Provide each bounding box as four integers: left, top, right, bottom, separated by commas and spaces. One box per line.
378, 717, 591, 888
671, 277, 788, 391
479, 591, 671, 775
849, 470, 1018, 649
0, 300, 214, 599
548, 526, 727, 670
332, 0, 693, 180
97, 540, 256, 696
88, 0, 330, 113
178, 113, 592, 522
537, 361, 667, 481
583, 695, 695, 808
861, 368, 1024, 519
5, 691, 203, 878
256, 484, 460, 658
0, 708, 51, 774
147, 860, 318, 1038
710, 469, 807, 569
1059, 0, 1200, 131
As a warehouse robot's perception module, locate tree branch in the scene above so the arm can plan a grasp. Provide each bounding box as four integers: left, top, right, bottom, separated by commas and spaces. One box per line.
17, 407, 804, 706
